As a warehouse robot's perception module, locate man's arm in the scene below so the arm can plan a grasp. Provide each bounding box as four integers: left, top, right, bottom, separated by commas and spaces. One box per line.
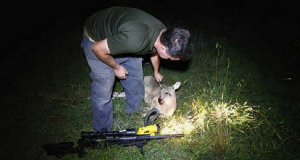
150, 53, 163, 82
92, 39, 128, 79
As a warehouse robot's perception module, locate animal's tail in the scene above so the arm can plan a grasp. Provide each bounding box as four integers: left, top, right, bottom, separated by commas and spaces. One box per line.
144, 108, 160, 126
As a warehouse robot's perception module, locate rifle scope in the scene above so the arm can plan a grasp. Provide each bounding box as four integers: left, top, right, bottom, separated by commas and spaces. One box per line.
81, 128, 136, 138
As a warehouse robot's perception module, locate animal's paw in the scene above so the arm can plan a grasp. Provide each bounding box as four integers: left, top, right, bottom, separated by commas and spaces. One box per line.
112, 92, 126, 99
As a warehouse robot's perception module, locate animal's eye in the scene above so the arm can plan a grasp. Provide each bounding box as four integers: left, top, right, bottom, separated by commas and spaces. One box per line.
165, 92, 171, 96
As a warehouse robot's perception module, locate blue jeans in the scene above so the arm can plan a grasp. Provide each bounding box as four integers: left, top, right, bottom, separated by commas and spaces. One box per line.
81, 34, 145, 131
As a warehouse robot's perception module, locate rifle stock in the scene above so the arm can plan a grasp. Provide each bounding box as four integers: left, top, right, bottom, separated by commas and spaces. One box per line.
42, 142, 79, 158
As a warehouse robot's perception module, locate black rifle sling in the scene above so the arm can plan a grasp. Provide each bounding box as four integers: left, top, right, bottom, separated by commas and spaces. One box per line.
144, 108, 160, 126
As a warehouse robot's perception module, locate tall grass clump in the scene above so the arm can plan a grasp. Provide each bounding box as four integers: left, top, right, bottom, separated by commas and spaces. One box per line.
178, 41, 298, 160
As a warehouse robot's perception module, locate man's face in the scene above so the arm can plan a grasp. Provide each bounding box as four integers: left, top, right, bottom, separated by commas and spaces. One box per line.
157, 46, 180, 61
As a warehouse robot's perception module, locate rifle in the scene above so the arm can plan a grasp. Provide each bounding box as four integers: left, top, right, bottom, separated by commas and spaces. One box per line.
42, 124, 184, 158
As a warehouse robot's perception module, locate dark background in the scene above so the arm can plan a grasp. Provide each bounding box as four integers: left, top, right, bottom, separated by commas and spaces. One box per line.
4, 1, 299, 46
2, 0, 299, 90
4, 1, 299, 54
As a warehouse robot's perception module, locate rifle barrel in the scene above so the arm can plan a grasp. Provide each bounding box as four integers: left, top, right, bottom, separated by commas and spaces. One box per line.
147, 134, 184, 139
104, 134, 184, 141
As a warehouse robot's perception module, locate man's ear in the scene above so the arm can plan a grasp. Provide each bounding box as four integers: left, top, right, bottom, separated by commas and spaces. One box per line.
161, 45, 168, 52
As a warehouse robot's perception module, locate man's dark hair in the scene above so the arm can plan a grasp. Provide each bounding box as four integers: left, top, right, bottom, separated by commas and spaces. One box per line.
160, 28, 192, 61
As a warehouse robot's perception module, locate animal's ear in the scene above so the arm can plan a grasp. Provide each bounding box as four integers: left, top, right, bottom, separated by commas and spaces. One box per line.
173, 82, 181, 90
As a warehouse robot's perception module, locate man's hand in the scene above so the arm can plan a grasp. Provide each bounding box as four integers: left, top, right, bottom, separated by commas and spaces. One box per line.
154, 72, 163, 83
114, 64, 128, 80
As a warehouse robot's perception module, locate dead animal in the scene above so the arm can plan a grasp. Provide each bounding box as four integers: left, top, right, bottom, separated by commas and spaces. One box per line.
143, 76, 181, 118
113, 76, 181, 118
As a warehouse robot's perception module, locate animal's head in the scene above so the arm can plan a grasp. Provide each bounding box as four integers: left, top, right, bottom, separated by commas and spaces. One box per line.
158, 82, 181, 105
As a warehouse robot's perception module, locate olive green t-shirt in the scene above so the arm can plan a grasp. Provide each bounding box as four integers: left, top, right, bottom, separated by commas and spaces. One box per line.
84, 6, 166, 55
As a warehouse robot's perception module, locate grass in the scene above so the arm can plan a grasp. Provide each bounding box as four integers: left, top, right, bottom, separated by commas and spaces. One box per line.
1, 11, 299, 160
